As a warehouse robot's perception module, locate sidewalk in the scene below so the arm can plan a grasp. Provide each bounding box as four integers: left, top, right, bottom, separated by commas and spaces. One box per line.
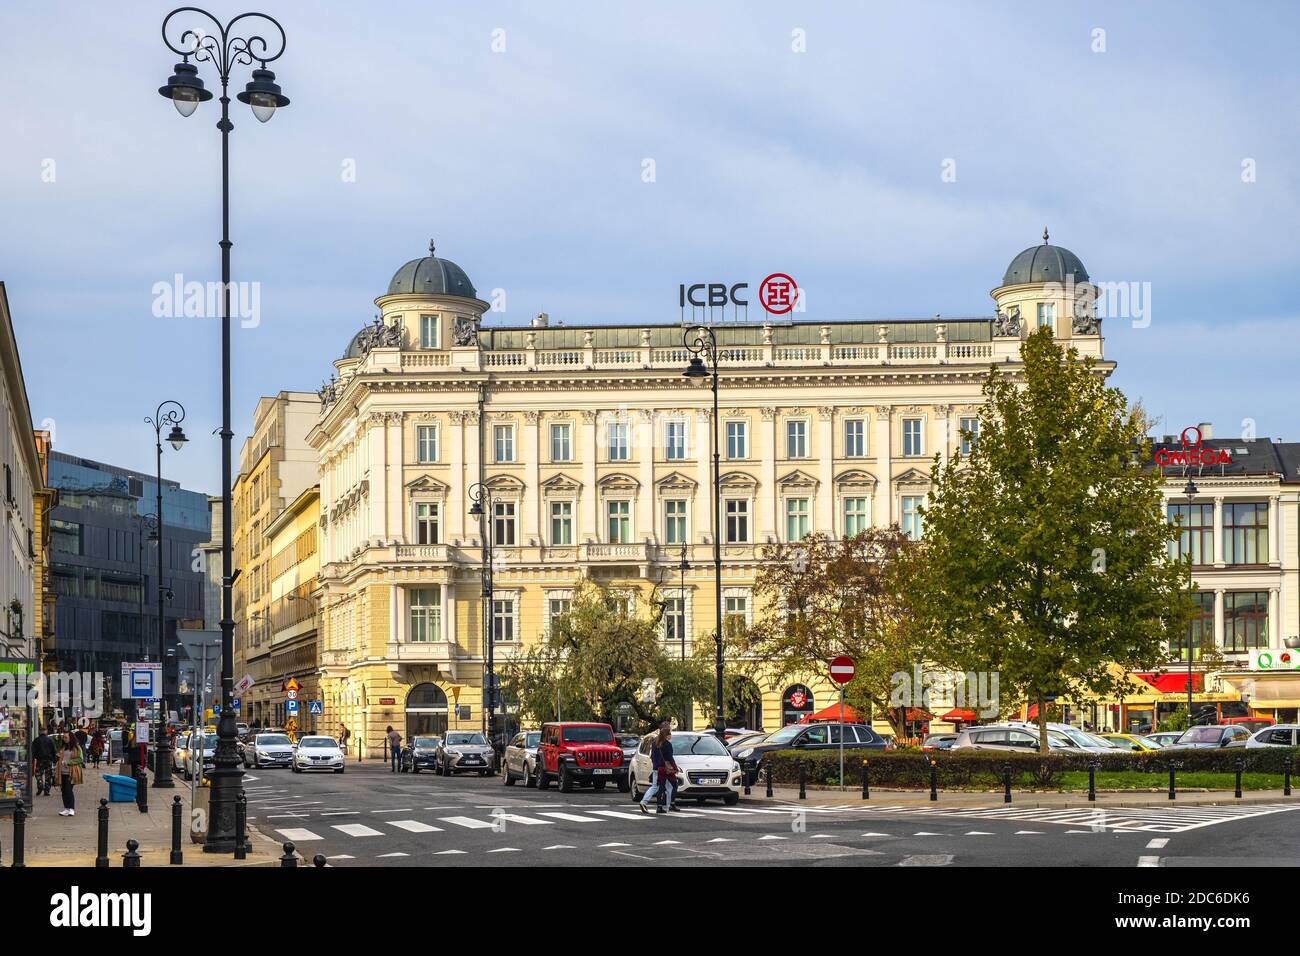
752, 785, 1299, 810
12, 766, 280, 867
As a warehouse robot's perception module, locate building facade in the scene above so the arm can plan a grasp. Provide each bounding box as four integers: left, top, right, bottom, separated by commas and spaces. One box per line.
310, 237, 1111, 753
262, 486, 321, 733
32, 429, 56, 672
230, 391, 317, 725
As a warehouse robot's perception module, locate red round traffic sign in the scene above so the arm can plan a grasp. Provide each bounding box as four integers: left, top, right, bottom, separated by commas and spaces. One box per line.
829, 655, 855, 684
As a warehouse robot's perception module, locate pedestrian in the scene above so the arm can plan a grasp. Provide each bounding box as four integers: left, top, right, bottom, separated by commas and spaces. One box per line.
338, 723, 351, 757
386, 725, 402, 772
31, 726, 57, 796
88, 730, 105, 769
639, 721, 680, 815
56, 730, 84, 817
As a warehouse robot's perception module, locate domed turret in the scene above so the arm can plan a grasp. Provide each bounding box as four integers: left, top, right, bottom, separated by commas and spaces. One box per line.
1001, 228, 1089, 286
386, 239, 477, 298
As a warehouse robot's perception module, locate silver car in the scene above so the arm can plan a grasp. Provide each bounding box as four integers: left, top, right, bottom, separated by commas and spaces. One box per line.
244, 732, 295, 768
951, 724, 1078, 752
502, 730, 542, 786
1246, 725, 1300, 748
436, 731, 496, 776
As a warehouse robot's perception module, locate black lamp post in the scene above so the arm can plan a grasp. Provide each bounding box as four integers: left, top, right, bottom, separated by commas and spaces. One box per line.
683, 326, 725, 738
134, 513, 160, 663
1183, 476, 1199, 725
468, 483, 495, 742
145, 402, 187, 789
157, 6, 289, 851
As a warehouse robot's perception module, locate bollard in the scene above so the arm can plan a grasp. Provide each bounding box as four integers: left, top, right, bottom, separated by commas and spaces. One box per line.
122, 838, 141, 868
1285, 757, 1293, 797
313, 854, 328, 868
861, 758, 870, 800
170, 796, 183, 865
96, 799, 110, 868
743, 771, 751, 797
1234, 758, 1244, 799
929, 758, 938, 802
135, 768, 149, 814
1168, 762, 1178, 800
765, 764, 773, 798
234, 792, 247, 860
1002, 763, 1012, 804
798, 761, 807, 800
11, 803, 26, 868
280, 841, 298, 868
1088, 761, 1098, 802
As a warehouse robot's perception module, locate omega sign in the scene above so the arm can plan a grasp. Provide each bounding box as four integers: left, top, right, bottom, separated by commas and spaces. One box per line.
1154, 427, 1232, 467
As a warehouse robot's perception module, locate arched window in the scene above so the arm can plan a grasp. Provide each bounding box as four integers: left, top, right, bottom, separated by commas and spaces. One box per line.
781, 684, 814, 726
405, 682, 449, 738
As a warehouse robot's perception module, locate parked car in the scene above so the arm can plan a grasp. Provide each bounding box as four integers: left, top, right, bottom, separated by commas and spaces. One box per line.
243, 732, 295, 768
724, 731, 769, 752
628, 731, 743, 805
951, 724, 1080, 753
236, 722, 250, 739
1145, 731, 1184, 748
1164, 725, 1251, 750
436, 731, 496, 776
1009, 721, 1114, 754
501, 731, 543, 786
922, 733, 958, 751
1099, 733, 1163, 751
292, 735, 345, 773
616, 733, 641, 767
536, 722, 629, 793
181, 732, 218, 780
731, 722, 886, 785
401, 735, 442, 773
1246, 724, 1300, 748
172, 733, 191, 773
1226, 716, 1275, 734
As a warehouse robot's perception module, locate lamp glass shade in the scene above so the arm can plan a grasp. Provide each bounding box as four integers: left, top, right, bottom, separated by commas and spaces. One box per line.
172, 91, 201, 117
167, 425, 188, 450
683, 357, 710, 384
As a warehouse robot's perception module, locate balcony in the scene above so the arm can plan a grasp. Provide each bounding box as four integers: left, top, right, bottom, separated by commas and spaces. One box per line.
395, 544, 448, 562
584, 542, 650, 561
320, 649, 352, 668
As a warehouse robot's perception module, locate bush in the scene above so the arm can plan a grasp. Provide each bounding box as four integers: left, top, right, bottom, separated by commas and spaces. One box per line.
758, 747, 1300, 790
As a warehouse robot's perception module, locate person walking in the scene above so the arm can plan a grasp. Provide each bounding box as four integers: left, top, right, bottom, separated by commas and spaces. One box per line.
639, 721, 680, 815
56, 730, 84, 817
88, 730, 105, 769
386, 725, 402, 772
31, 727, 57, 796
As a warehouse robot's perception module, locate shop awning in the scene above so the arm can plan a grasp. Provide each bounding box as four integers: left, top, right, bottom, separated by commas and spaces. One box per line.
799, 703, 860, 724
1133, 672, 1203, 694
1219, 674, 1300, 709
940, 708, 979, 722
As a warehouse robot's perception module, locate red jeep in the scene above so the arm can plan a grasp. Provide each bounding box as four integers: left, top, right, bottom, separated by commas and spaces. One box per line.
536, 722, 629, 793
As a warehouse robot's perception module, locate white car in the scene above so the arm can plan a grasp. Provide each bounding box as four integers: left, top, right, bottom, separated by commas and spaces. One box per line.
1246, 724, 1300, 748
627, 731, 743, 806
244, 732, 296, 768
1008, 720, 1114, 754
293, 736, 345, 773
181, 732, 217, 781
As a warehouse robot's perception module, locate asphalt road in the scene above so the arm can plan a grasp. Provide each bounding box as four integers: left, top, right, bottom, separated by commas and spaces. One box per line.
241, 762, 1300, 867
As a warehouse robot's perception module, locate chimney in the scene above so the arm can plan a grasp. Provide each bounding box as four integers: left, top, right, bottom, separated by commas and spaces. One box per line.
1198, 421, 1213, 439
531, 312, 549, 329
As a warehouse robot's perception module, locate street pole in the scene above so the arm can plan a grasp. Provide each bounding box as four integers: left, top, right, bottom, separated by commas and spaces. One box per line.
157, 6, 290, 853
839, 684, 845, 790
146, 401, 186, 790
468, 479, 494, 741
1183, 478, 1198, 727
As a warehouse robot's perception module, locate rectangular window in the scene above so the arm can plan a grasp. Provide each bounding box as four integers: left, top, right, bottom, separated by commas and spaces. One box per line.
665, 420, 687, 460
844, 419, 866, 458
901, 495, 925, 541
725, 499, 749, 543
843, 497, 870, 537
416, 424, 438, 463
419, 314, 439, 348
959, 417, 979, 456
550, 423, 572, 462
606, 500, 632, 543
492, 597, 516, 643
663, 596, 687, 644
726, 421, 747, 460
493, 501, 516, 546
549, 501, 573, 545
785, 420, 807, 458
546, 597, 571, 633
606, 422, 629, 461
1173, 591, 1215, 662
1037, 302, 1055, 330
664, 499, 687, 545
785, 497, 810, 541
1224, 502, 1269, 564
409, 586, 442, 642
1167, 503, 1213, 566
902, 418, 924, 456
415, 502, 440, 545
723, 595, 748, 634
1224, 591, 1268, 652
494, 424, 515, 463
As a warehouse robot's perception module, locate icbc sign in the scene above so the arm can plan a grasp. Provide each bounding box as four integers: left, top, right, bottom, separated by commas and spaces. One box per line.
1154, 427, 1232, 467
758, 273, 799, 314
678, 273, 799, 315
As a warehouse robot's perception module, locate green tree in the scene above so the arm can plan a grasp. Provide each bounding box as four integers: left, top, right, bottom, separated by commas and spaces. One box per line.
904, 328, 1193, 752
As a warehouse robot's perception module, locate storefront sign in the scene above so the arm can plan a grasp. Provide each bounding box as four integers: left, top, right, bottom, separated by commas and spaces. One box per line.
1251, 649, 1300, 671
379, 697, 396, 706
1154, 427, 1232, 467
677, 273, 800, 317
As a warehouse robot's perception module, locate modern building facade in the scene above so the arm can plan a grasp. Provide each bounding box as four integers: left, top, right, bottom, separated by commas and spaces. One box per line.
262, 485, 320, 732
309, 236, 1112, 754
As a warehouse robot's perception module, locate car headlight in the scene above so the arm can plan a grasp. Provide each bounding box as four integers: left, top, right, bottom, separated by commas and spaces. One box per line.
738, 748, 753, 759
732, 761, 740, 773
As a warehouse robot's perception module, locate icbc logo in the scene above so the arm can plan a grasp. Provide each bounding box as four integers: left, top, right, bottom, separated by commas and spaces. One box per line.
758, 273, 799, 314
1154, 426, 1233, 467
677, 273, 800, 315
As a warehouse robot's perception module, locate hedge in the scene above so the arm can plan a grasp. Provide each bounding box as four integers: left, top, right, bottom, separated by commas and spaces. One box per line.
758, 747, 1300, 789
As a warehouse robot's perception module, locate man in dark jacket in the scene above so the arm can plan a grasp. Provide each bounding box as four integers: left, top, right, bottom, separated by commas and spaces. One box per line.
31, 728, 58, 796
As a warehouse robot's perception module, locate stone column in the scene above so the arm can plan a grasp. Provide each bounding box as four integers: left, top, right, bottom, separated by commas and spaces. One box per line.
523, 411, 541, 543
760, 408, 778, 542
1214, 588, 1226, 653
935, 404, 952, 471
1269, 587, 1280, 647
1269, 495, 1280, 564
816, 407, 835, 534
449, 411, 465, 541
1213, 496, 1225, 567
582, 411, 599, 543
387, 412, 404, 542
465, 411, 482, 545
874, 406, 893, 527
638, 411, 656, 545
445, 586, 457, 646
695, 409, 713, 546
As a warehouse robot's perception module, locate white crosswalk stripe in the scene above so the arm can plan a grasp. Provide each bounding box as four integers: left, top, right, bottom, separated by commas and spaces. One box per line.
494, 813, 553, 825
388, 820, 443, 833
331, 823, 384, 837
439, 815, 497, 830
538, 812, 605, 823
590, 809, 651, 821
275, 828, 323, 842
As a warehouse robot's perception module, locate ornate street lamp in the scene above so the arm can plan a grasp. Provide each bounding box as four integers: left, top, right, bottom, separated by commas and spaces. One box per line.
1183, 476, 1199, 725
468, 482, 496, 743
145, 402, 187, 789
683, 325, 725, 738
157, 6, 289, 852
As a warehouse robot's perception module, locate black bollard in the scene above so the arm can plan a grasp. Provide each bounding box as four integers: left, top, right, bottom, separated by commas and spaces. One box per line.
11, 803, 26, 868
313, 854, 328, 867
1285, 757, 1293, 797
1168, 762, 1178, 800
135, 768, 148, 814
170, 796, 183, 865
235, 792, 248, 860
798, 761, 807, 800
929, 758, 938, 802
765, 764, 773, 798
1088, 762, 1098, 802
280, 841, 298, 868
743, 771, 751, 797
1234, 758, 1244, 799
1003, 763, 1012, 804
122, 838, 141, 868
861, 758, 870, 800
96, 799, 110, 868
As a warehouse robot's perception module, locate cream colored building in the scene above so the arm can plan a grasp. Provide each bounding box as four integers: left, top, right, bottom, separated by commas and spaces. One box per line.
263, 485, 320, 733
311, 236, 1112, 752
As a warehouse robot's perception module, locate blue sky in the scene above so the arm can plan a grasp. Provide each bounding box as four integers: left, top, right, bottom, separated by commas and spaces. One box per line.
2, 1, 1297, 494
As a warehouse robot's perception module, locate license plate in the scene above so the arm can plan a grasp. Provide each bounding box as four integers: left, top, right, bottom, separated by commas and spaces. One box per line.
696, 776, 723, 784
462, 757, 481, 763
592, 768, 612, 775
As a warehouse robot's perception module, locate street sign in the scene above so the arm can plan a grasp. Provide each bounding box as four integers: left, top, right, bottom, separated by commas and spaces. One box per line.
285, 677, 301, 692
234, 673, 255, 695
307, 700, 322, 715
286, 688, 299, 702
121, 662, 162, 700
285, 699, 299, 715
829, 655, 855, 685
232, 698, 241, 712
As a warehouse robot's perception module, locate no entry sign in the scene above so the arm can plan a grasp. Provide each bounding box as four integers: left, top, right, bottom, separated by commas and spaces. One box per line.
829, 655, 855, 684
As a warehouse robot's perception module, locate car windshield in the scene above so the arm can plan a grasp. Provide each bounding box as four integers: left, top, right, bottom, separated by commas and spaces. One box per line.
413, 737, 440, 748
257, 735, 290, 745
763, 725, 805, 745
524, 733, 541, 748
1046, 731, 1075, 747
616, 735, 640, 747
199, 734, 217, 749
666, 734, 729, 756
1179, 727, 1223, 743
561, 727, 614, 743
1138, 736, 1163, 748
300, 738, 337, 748
446, 733, 486, 746
1060, 727, 1101, 747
